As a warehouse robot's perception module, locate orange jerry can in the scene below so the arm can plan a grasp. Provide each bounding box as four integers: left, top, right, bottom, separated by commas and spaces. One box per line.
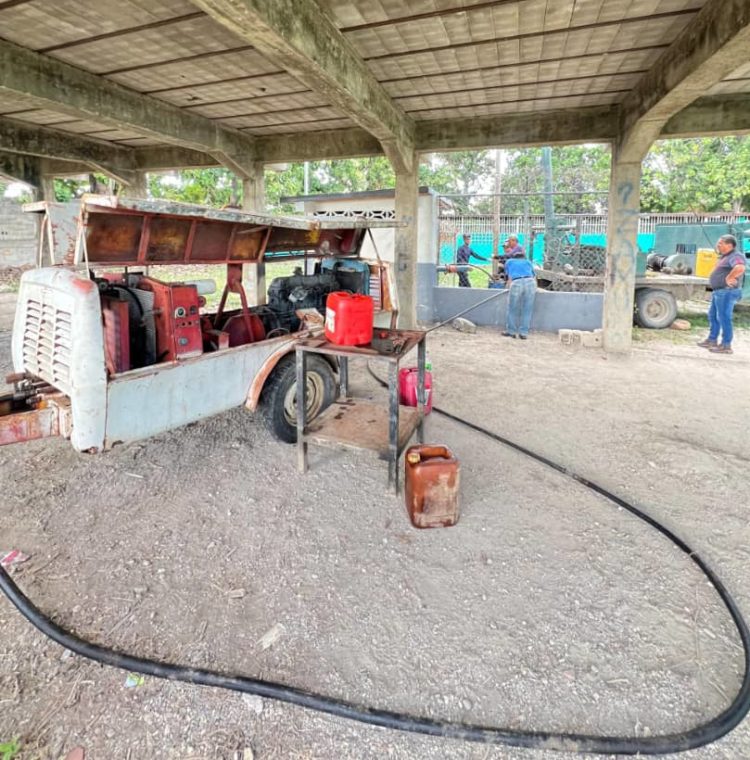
404, 445, 460, 529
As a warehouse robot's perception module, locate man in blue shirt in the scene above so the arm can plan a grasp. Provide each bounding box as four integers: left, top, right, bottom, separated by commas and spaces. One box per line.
503, 253, 537, 340
455, 234, 488, 287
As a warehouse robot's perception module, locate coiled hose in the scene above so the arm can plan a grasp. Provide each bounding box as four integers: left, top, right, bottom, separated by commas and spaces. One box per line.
1, 375, 748, 755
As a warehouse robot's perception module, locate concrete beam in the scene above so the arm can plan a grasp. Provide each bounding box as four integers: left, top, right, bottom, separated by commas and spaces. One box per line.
0, 150, 40, 189
0, 117, 135, 167
416, 106, 620, 152
257, 128, 383, 163
618, 0, 750, 160
661, 94, 750, 138
0, 118, 138, 184
135, 146, 222, 171
36, 159, 93, 177
0, 38, 258, 176
254, 106, 621, 162
189, 0, 415, 172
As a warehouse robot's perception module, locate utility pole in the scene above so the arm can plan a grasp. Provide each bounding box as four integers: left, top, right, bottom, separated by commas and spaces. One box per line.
542, 146, 555, 265
492, 149, 503, 278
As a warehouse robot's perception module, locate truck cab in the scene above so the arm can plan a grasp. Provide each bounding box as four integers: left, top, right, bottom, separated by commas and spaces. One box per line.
2, 196, 399, 451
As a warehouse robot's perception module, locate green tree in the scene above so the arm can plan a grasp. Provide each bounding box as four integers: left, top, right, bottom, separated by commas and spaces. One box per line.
501, 145, 611, 214
149, 168, 236, 207
641, 137, 750, 212
419, 151, 495, 211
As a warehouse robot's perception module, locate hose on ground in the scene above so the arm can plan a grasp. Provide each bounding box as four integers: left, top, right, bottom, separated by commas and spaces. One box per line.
1, 373, 748, 754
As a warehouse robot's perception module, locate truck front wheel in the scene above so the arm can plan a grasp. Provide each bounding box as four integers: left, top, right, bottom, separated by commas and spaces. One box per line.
634, 288, 677, 329
260, 354, 336, 443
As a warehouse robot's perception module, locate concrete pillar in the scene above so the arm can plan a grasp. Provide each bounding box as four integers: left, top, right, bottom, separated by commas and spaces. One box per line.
241, 162, 265, 211
241, 161, 266, 306
603, 155, 642, 353
39, 175, 56, 202
121, 170, 148, 199
394, 154, 419, 328
416, 189, 438, 323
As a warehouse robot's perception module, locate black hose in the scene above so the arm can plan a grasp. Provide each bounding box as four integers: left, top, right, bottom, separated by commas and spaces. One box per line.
1, 377, 749, 755
426, 288, 509, 334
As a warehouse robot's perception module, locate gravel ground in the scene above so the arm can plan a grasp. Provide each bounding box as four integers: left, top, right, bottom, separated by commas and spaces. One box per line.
1, 325, 749, 760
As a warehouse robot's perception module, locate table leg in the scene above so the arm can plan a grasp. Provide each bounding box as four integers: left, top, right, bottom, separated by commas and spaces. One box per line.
339, 356, 349, 399
296, 348, 308, 473
388, 360, 399, 493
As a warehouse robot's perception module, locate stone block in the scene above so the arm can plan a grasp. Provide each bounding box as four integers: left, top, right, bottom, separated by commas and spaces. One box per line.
559, 329, 582, 345
581, 329, 603, 348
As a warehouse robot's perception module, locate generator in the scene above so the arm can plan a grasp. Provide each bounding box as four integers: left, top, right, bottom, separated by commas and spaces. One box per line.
136, 277, 203, 362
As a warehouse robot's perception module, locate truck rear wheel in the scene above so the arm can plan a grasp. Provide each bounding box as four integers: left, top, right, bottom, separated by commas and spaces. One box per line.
260, 354, 336, 443
634, 288, 677, 329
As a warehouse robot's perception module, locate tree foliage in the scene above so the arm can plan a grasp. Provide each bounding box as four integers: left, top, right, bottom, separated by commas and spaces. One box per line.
114, 137, 750, 216
641, 137, 750, 213
501, 145, 611, 214
149, 168, 238, 207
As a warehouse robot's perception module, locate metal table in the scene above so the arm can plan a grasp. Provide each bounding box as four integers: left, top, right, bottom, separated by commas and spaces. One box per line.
295, 329, 427, 493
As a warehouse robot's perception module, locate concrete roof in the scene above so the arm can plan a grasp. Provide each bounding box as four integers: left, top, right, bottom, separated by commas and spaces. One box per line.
0, 0, 749, 181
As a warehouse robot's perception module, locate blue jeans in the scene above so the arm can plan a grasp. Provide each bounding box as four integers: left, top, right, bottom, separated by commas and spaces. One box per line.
708, 287, 742, 345
506, 277, 536, 337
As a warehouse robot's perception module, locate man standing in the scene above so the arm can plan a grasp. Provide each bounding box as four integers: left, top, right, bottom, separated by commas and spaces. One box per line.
698, 234, 746, 355
455, 233, 488, 287
502, 235, 525, 258
503, 252, 537, 340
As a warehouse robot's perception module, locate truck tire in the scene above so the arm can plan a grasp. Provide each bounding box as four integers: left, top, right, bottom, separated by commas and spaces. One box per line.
259, 354, 336, 443
634, 288, 678, 329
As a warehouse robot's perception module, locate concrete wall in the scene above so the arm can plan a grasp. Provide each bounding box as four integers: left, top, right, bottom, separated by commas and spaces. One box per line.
433, 282, 604, 332
294, 189, 437, 265
0, 200, 38, 268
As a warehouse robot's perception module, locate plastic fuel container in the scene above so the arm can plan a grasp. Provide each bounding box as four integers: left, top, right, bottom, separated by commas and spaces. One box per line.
695, 248, 719, 278
399, 367, 433, 414
325, 291, 374, 346
404, 445, 460, 529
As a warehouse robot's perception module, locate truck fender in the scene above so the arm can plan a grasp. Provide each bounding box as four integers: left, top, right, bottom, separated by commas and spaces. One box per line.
244, 344, 337, 412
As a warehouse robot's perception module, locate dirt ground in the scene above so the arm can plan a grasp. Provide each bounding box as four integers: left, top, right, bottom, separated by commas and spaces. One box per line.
1, 320, 750, 760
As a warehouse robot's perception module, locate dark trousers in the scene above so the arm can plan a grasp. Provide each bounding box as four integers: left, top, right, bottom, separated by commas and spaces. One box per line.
458, 271, 471, 287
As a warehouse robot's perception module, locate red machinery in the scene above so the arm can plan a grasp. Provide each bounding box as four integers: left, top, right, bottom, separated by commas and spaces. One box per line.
98, 268, 270, 374
136, 277, 203, 362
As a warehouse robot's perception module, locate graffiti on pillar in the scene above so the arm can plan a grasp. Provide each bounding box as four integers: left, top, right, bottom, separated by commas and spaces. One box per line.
604, 175, 640, 346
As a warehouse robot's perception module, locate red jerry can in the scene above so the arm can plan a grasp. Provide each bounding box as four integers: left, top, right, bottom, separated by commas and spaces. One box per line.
404, 445, 460, 529
325, 291, 374, 346
398, 367, 433, 414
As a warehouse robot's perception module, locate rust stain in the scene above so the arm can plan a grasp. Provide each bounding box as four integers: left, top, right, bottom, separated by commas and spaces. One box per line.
72, 278, 96, 293
0, 406, 59, 446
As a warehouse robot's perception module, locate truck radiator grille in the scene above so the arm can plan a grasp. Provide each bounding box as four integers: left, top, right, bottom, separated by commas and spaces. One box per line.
22, 299, 73, 391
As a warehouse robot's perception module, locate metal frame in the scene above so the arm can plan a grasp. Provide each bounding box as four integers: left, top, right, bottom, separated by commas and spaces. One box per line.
295, 330, 426, 493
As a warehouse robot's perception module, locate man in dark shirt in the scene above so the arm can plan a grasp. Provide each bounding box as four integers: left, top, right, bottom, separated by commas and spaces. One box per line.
502, 235, 525, 258
698, 234, 746, 354
455, 234, 488, 287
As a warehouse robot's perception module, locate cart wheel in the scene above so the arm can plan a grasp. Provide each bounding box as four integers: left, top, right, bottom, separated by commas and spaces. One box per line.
259, 354, 336, 443
634, 288, 678, 329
